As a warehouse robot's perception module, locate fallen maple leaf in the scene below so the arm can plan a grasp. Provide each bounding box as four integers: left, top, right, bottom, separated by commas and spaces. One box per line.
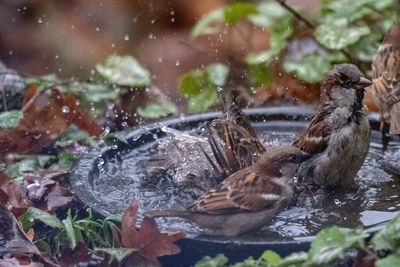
120, 201, 185, 264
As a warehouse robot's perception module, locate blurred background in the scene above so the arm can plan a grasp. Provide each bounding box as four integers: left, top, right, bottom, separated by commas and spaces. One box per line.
0, 0, 319, 105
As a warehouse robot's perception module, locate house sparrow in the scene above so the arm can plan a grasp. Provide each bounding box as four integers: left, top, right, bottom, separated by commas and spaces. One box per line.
0, 204, 39, 257
369, 24, 400, 135
293, 64, 372, 189
145, 146, 311, 236
204, 90, 266, 178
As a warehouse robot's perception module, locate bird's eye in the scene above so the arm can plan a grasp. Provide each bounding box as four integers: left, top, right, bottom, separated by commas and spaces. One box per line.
344, 79, 352, 88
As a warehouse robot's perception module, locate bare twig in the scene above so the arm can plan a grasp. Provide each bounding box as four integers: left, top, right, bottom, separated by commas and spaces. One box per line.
275, 0, 315, 29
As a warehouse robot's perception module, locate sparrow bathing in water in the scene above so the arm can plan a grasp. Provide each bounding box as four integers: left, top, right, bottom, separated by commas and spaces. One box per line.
145, 64, 372, 236
145, 146, 310, 236
369, 23, 400, 135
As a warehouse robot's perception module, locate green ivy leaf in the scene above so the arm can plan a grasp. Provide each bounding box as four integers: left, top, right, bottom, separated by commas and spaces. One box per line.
279, 252, 308, 266
67, 82, 122, 103
245, 50, 277, 65
248, 64, 273, 87
375, 253, 400, 267
0, 110, 23, 128
96, 55, 150, 87
179, 69, 208, 97
192, 8, 225, 37
353, 32, 381, 62
19, 207, 64, 230
188, 87, 217, 114
95, 248, 136, 263
321, 0, 373, 23
248, 2, 288, 28
5, 156, 54, 183
207, 64, 230, 87
137, 101, 177, 119
283, 52, 346, 83
224, 2, 258, 26
261, 250, 281, 265
308, 226, 367, 265
371, 214, 400, 251
195, 254, 228, 267
315, 19, 370, 50
178, 64, 228, 113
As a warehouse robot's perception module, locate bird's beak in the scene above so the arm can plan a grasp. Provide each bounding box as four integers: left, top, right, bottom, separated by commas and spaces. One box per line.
357, 77, 372, 89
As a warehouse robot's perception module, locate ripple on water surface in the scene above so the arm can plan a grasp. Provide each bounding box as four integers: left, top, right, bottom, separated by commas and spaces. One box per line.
93, 123, 400, 240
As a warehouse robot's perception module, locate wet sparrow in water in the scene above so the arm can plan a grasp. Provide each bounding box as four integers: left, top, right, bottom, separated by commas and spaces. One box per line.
369, 24, 400, 135
145, 146, 311, 236
204, 89, 266, 179
293, 64, 372, 189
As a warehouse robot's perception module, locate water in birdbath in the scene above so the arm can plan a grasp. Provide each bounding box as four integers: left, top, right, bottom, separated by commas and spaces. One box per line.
71, 109, 400, 241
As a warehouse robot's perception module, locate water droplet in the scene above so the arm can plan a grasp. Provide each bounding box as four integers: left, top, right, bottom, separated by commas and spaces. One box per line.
175, 60, 180, 66
171, 18, 175, 22
111, 43, 116, 48
8, 50, 13, 55
61, 106, 70, 113
96, 27, 100, 32
216, 86, 223, 92
124, 34, 130, 41
150, 19, 156, 24
55, 54, 59, 59
37, 18, 43, 23
157, 57, 163, 63
334, 199, 341, 205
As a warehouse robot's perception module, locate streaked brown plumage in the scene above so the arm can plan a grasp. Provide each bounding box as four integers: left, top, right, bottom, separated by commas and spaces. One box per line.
204, 90, 266, 179
370, 23, 400, 135
145, 146, 311, 236
293, 64, 372, 188
146, 64, 371, 235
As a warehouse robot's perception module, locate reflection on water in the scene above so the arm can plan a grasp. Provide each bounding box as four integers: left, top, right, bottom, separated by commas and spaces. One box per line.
92, 122, 400, 241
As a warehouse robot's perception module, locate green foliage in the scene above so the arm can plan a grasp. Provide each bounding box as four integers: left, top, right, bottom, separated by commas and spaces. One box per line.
3, 155, 55, 183
137, 101, 177, 119
307, 226, 367, 265
95, 247, 136, 264
19, 207, 64, 230
284, 51, 346, 84
371, 213, 400, 251
0, 110, 23, 128
178, 63, 229, 113
375, 253, 400, 267
19, 207, 121, 254
95, 55, 151, 87
224, 3, 258, 26
195, 254, 228, 267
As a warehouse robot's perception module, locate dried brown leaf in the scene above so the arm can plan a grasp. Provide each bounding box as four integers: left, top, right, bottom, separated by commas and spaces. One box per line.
120, 201, 185, 262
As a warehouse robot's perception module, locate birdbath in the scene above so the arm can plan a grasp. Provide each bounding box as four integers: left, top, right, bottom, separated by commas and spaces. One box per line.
70, 106, 400, 266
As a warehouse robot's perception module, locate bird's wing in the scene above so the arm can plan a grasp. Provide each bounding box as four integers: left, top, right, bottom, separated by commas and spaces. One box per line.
190, 166, 284, 214
207, 118, 266, 177
372, 45, 400, 110
292, 110, 330, 155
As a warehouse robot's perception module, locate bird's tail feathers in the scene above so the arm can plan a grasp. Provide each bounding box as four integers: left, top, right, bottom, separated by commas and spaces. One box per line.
390, 102, 400, 135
